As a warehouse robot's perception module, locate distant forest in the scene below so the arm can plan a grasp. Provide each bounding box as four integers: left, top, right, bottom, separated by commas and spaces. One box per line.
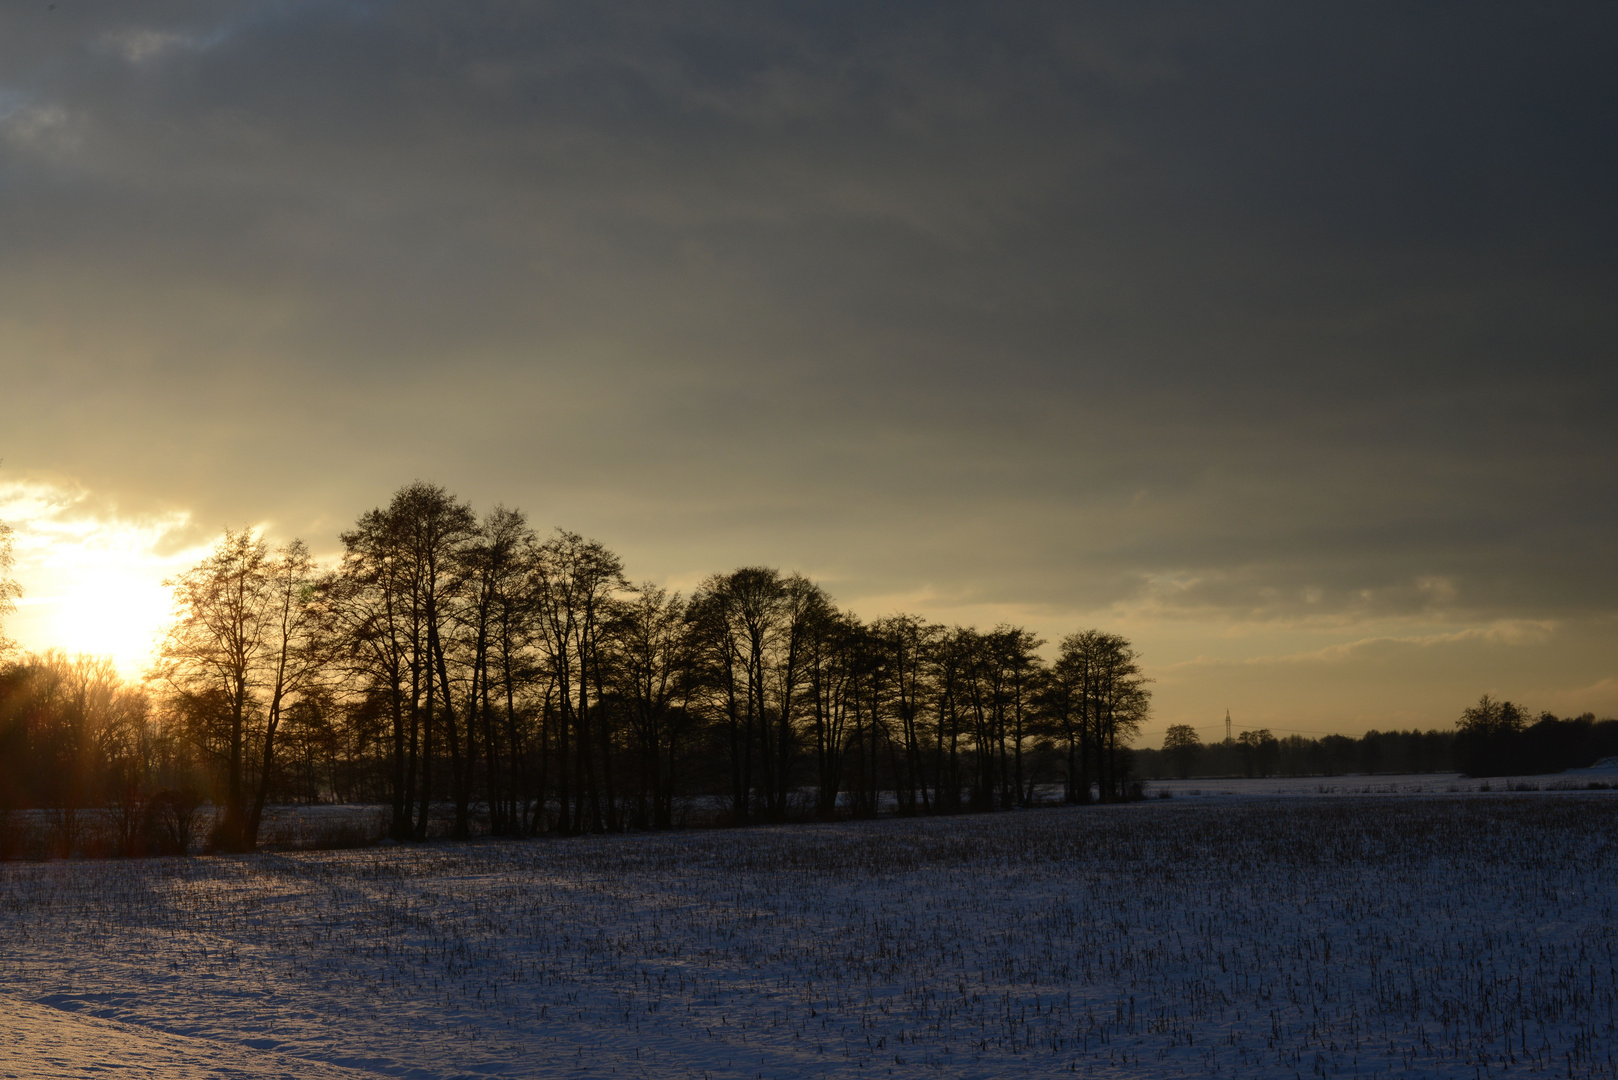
0, 483, 1613, 855
1132, 704, 1618, 782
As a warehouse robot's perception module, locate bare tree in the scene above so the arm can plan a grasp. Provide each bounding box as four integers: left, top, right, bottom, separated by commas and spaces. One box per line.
875, 615, 939, 815
156, 529, 322, 851
401, 487, 479, 839
689, 568, 824, 823
765, 574, 825, 821
331, 506, 423, 840
1458, 693, 1530, 735
457, 506, 534, 836
155, 529, 268, 850
244, 540, 322, 844
0, 651, 144, 853
604, 583, 691, 829
1040, 635, 1091, 803
1093, 635, 1149, 800
990, 626, 1044, 807
482, 516, 548, 837
529, 530, 625, 834
803, 608, 859, 820
955, 628, 999, 811
0, 512, 19, 657
923, 627, 965, 813
331, 484, 476, 840
1050, 630, 1150, 803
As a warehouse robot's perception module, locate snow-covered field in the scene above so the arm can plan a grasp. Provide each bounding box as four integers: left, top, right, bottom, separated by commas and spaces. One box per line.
1149, 767, 1618, 800
2, 792, 1615, 1079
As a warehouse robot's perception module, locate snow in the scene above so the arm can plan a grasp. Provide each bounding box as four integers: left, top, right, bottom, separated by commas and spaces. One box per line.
3, 790, 1616, 1078
0, 993, 373, 1079
1146, 770, 1618, 799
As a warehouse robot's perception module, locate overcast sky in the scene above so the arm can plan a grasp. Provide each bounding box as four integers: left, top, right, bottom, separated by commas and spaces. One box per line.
3, 2, 1615, 738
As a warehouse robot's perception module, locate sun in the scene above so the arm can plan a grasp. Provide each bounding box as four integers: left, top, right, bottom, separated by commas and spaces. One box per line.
41, 565, 176, 674
2, 480, 201, 678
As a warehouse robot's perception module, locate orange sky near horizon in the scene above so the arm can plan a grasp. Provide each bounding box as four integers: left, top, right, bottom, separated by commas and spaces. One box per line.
5, 476, 1614, 744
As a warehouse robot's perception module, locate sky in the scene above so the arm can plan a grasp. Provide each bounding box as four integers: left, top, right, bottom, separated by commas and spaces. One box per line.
2, 2, 1615, 741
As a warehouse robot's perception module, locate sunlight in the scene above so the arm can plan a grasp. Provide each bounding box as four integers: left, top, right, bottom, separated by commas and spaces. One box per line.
1, 479, 204, 678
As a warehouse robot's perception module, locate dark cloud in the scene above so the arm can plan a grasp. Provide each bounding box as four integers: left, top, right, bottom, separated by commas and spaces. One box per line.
2, 2, 1615, 671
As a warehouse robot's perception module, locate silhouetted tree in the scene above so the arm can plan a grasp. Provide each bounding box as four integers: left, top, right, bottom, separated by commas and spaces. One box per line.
803, 608, 860, 820
930, 627, 973, 812
1039, 635, 1090, 803
331, 504, 423, 839
1512, 711, 1618, 775
1236, 728, 1278, 777
0, 512, 18, 657
530, 529, 625, 834
41, 479, 1618, 864
1454, 693, 1530, 777
604, 583, 691, 829
688, 568, 824, 823
155, 530, 268, 850
401, 486, 479, 839
1051, 630, 1149, 802
994, 627, 1044, 807
0, 652, 152, 853
155, 530, 320, 851
332, 484, 477, 840
457, 506, 534, 836
244, 540, 322, 845
876, 615, 940, 814
1162, 724, 1202, 780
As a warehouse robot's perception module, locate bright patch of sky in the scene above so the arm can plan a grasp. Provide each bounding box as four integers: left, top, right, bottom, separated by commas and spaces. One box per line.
0, 479, 205, 678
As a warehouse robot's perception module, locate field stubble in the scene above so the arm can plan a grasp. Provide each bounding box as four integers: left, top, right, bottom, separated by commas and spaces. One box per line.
1, 795, 1614, 1078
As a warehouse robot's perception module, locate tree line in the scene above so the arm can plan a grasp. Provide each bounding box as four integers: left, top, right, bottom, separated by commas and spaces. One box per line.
1139, 698, 1616, 781
1449, 694, 1618, 778
1, 482, 1152, 852
1139, 725, 1457, 780
5, 485, 1612, 857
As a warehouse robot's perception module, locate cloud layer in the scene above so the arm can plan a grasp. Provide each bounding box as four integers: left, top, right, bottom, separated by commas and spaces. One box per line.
2, 3, 1615, 729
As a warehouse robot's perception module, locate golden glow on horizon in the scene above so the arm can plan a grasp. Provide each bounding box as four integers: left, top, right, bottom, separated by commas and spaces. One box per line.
1, 480, 202, 678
